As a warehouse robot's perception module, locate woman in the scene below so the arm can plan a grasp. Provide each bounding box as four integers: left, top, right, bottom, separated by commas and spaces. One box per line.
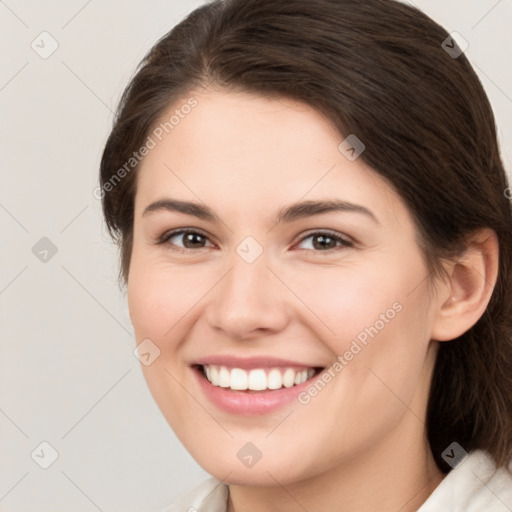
99, 0, 512, 510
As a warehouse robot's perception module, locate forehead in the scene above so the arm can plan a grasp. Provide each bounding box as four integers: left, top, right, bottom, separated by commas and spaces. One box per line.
134, 89, 405, 225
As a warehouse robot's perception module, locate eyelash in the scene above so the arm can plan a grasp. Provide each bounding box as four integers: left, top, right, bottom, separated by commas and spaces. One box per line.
157, 228, 354, 253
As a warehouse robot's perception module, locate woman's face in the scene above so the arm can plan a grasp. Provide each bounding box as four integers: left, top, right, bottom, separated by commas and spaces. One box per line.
128, 89, 441, 485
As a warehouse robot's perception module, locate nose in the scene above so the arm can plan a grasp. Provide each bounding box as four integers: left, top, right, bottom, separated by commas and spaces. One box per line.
205, 247, 290, 341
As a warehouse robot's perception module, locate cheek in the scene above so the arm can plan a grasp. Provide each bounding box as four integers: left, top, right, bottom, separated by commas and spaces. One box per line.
291, 259, 433, 419
276, 259, 410, 350
127, 257, 201, 426
282, 254, 433, 404
127, 255, 210, 341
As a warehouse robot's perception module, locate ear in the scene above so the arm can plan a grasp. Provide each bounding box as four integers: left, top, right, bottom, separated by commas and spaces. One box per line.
431, 228, 499, 342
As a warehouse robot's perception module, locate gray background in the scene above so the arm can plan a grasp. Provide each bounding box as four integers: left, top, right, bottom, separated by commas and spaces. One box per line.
1, 1, 511, 510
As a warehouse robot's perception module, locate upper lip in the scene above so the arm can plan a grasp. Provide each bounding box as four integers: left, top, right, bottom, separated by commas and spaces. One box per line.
192, 355, 325, 369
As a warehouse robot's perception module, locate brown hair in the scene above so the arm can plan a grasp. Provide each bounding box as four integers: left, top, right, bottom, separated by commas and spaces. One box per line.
99, 0, 512, 473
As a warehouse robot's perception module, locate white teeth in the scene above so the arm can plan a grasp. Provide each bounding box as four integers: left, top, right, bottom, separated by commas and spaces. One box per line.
282, 368, 295, 388
210, 366, 219, 386
248, 369, 267, 391
218, 366, 230, 388
230, 368, 248, 390
202, 365, 317, 391
294, 369, 308, 385
267, 368, 283, 389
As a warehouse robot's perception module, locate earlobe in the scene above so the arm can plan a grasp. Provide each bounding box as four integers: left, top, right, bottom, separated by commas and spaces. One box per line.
431, 228, 499, 342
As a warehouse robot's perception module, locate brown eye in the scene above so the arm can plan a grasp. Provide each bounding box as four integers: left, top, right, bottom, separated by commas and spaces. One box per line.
182, 232, 207, 248
159, 229, 215, 250
296, 231, 353, 251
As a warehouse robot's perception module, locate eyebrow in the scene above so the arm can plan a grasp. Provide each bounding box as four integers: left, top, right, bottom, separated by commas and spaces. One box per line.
142, 198, 379, 224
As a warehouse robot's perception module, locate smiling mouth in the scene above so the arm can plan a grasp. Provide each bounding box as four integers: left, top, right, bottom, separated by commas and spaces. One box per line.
195, 364, 323, 392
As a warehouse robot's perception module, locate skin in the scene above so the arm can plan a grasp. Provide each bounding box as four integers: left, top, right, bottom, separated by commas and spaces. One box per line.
127, 89, 498, 511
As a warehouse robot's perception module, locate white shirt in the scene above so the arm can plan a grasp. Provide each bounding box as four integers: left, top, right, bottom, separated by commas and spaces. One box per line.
162, 450, 512, 511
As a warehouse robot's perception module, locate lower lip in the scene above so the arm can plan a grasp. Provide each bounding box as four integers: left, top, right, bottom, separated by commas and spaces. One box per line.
192, 366, 320, 415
